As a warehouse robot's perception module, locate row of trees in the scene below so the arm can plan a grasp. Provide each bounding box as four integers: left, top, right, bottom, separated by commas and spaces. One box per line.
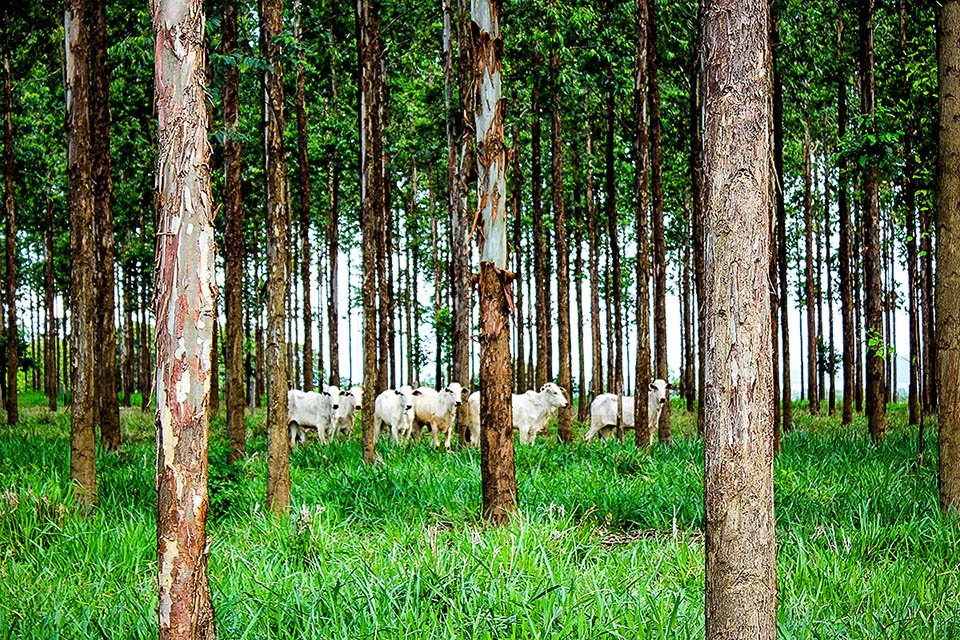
1, 0, 941, 450
3, 0, 960, 636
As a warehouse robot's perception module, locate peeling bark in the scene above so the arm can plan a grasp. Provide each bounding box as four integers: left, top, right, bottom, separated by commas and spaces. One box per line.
152, 0, 217, 636
473, 0, 516, 523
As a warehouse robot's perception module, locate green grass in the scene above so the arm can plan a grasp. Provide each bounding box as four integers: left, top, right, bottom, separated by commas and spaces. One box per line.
0, 395, 958, 638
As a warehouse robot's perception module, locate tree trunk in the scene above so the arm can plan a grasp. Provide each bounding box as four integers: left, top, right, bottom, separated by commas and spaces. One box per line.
44, 198, 57, 411
902, 0, 920, 426
803, 120, 819, 414
550, 15, 572, 443
838, 14, 854, 424
89, 0, 120, 449
605, 64, 623, 403
633, 0, 651, 448
648, 0, 669, 442
691, 2, 705, 434
824, 138, 836, 415
573, 152, 587, 421
66, 0, 98, 506
532, 60, 549, 389
357, 0, 386, 464
261, 0, 291, 513
702, 1, 777, 635
3, 44, 17, 425
293, 0, 314, 392
209, 315, 219, 415
512, 126, 525, 394
473, 0, 516, 523
122, 272, 134, 408
326, 2, 341, 388
587, 131, 603, 399
222, 0, 246, 462
937, 0, 960, 514
859, 0, 885, 443
773, 0, 791, 433
152, 2, 218, 635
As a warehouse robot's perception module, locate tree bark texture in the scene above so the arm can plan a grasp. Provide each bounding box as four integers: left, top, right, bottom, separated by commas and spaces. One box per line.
473, 0, 516, 523
837, 17, 854, 425
605, 71, 623, 401
772, 1, 791, 433
648, 0, 669, 442
222, 0, 246, 463
586, 131, 603, 399
357, 0, 386, 464
550, 20, 572, 443
261, 0, 291, 511
152, 0, 218, 636
90, 0, 120, 449
44, 199, 57, 411
702, 0, 778, 636
294, 0, 313, 392
937, 0, 960, 514
859, 0, 885, 443
532, 61, 550, 389
512, 126, 525, 395
634, 0, 651, 448
2, 47, 17, 425
803, 121, 819, 414
66, 0, 98, 505
691, 3, 706, 434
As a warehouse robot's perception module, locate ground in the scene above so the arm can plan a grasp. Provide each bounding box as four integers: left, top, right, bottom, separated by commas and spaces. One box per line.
1, 392, 957, 638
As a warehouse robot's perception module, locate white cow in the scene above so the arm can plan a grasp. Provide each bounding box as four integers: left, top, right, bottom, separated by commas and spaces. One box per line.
467, 382, 569, 446
412, 382, 467, 450
583, 379, 670, 444
329, 387, 362, 441
287, 386, 341, 447
374, 387, 417, 445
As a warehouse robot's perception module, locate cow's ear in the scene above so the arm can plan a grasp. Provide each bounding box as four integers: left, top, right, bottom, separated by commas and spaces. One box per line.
413, 389, 423, 396
394, 389, 402, 395
540, 384, 547, 392
648, 382, 656, 391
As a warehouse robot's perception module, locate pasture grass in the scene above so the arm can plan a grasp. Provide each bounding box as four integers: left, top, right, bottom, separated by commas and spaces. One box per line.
0, 395, 957, 638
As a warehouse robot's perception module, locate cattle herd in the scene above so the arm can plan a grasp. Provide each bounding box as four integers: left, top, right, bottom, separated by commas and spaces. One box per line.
286, 378, 671, 450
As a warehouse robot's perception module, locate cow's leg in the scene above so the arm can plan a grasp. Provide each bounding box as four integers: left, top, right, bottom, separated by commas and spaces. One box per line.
444, 426, 453, 451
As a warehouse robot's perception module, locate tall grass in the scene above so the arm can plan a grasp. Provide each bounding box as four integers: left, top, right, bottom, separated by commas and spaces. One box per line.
0, 396, 957, 638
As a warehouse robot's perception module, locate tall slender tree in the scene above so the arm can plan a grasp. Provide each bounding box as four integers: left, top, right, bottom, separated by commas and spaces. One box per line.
90, 0, 119, 449
550, 4, 572, 443
633, 0, 652, 448
859, 0, 885, 443
937, 0, 960, 515
357, 0, 386, 464
803, 120, 819, 414
2, 29, 16, 426
837, 12, 854, 425
473, 0, 516, 524
326, 1, 341, 388
152, 1, 218, 635
261, 0, 291, 512
66, 0, 97, 505
294, 0, 314, 392
648, 0, 669, 443
587, 131, 603, 399
772, 0, 791, 433
223, 0, 246, 463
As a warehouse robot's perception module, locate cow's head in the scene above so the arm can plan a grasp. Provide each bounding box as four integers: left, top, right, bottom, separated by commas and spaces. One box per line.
396, 386, 415, 411
349, 386, 364, 410
322, 385, 342, 411
540, 382, 569, 408
443, 382, 466, 407
648, 379, 669, 407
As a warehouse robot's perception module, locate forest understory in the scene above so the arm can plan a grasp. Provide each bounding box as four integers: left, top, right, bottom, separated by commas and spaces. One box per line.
1, 393, 957, 639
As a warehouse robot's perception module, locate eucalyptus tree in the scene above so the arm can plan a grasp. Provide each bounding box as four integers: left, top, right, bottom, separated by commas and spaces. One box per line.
152, 0, 218, 634
261, 0, 291, 512
633, 0, 651, 448
2, 11, 17, 426
474, 0, 516, 524
937, 0, 960, 515
859, 0, 885, 443
702, 0, 777, 635
66, 0, 98, 506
